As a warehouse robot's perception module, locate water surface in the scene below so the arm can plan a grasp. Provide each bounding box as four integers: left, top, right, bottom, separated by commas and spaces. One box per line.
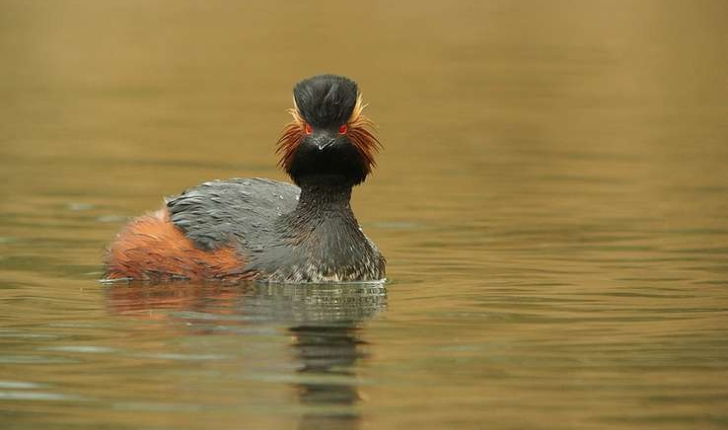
1, 1, 727, 429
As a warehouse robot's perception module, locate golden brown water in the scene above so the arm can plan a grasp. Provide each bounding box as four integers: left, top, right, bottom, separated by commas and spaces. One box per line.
1, 1, 727, 429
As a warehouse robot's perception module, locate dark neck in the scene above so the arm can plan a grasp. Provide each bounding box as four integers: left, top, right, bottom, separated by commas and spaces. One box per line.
276, 175, 365, 260
258, 175, 384, 282
293, 176, 355, 218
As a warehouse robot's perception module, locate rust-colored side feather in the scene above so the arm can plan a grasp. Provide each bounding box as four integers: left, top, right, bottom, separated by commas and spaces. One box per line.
104, 209, 250, 282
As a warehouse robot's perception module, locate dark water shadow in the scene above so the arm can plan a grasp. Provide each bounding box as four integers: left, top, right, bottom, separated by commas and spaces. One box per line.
104, 281, 387, 430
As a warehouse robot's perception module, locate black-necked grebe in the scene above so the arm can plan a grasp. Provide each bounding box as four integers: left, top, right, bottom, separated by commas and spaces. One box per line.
104, 75, 385, 283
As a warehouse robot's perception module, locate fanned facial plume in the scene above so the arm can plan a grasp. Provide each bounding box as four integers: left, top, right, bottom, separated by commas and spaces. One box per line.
345, 93, 381, 174
275, 97, 306, 172
276, 79, 381, 182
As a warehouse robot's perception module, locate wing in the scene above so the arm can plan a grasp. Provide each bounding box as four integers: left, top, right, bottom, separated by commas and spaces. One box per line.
166, 178, 300, 251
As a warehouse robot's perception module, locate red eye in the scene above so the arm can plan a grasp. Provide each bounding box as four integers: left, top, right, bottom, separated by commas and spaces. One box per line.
338, 124, 348, 135
304, 123, 313, 135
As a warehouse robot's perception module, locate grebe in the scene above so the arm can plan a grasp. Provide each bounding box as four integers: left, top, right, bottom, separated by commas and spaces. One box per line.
104, 75, 385, 283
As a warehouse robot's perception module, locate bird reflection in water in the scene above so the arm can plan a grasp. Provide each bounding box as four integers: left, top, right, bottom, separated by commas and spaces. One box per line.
104, 281, 387, 430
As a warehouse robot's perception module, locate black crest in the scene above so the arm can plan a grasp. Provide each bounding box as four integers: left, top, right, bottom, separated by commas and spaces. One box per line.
293, 75, 358, 128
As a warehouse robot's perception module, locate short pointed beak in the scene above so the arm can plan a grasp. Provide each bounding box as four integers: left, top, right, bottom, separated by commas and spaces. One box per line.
310, 131, 338, 150
316, 139, 336, 150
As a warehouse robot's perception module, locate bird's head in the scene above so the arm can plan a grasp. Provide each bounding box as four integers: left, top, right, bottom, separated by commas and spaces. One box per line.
276, 75, 381, 187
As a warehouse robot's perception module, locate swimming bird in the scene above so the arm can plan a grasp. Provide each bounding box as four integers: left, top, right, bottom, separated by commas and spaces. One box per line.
104, 74, 385, 283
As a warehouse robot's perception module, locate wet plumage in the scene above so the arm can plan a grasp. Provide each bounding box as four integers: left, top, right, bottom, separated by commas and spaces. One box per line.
105, 75, 385, 283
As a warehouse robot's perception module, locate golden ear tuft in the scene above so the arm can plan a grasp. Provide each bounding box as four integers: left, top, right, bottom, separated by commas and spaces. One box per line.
276, 92, 382, 178
275, 97, 306, 171
347, 93, 382, 172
